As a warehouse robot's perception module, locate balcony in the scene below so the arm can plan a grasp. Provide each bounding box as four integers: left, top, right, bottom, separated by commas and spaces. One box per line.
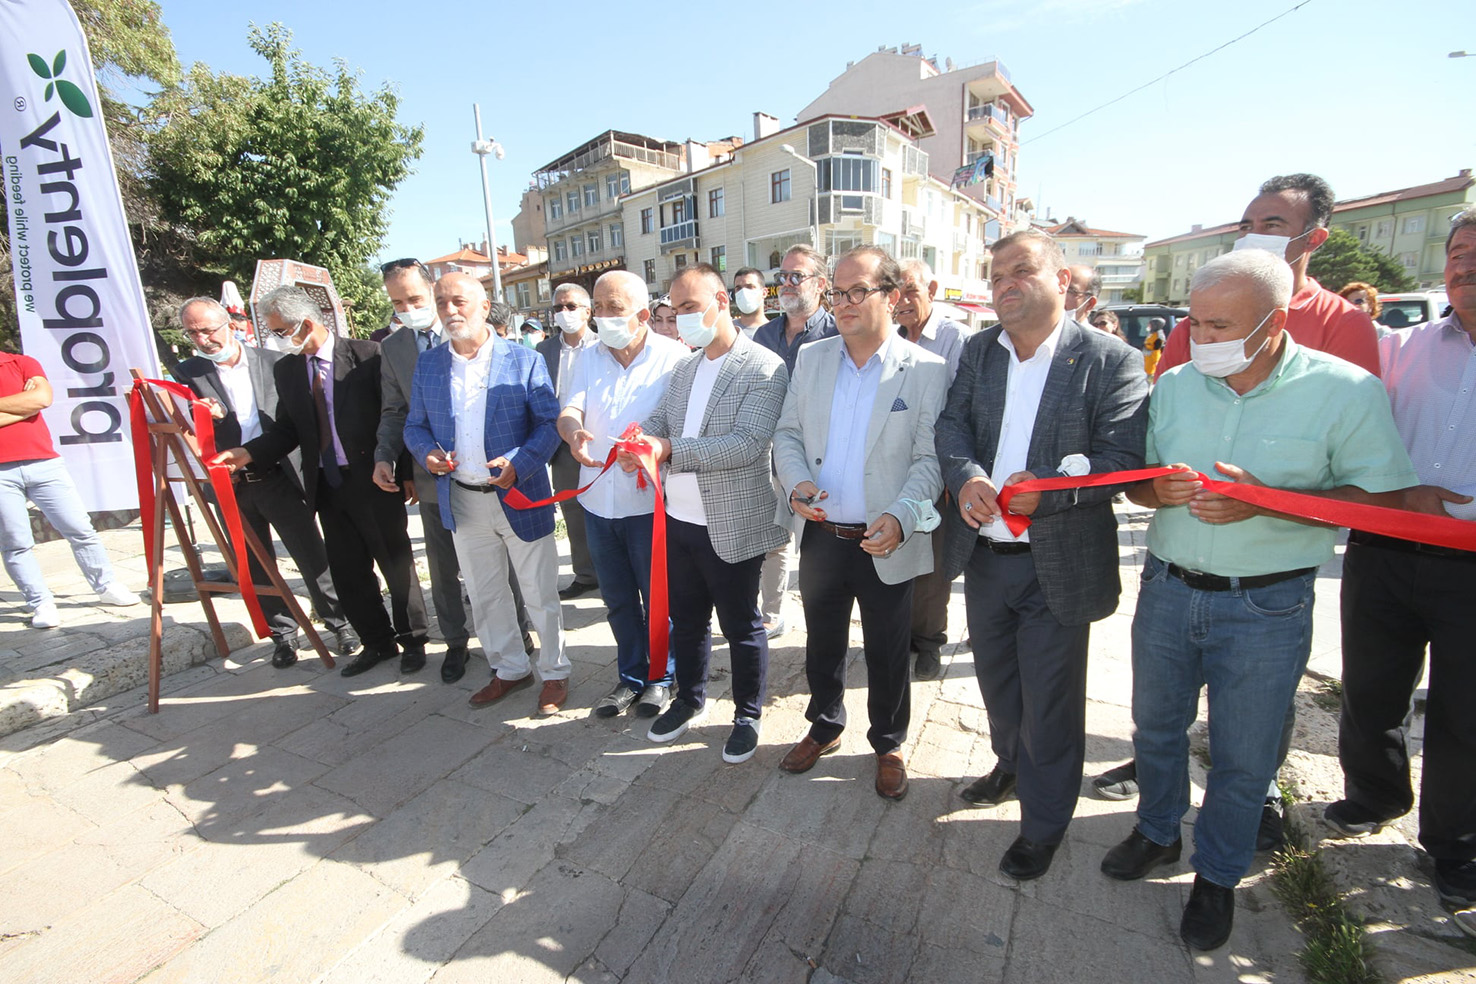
901, 210, 926, 238
659, 219, 698, 253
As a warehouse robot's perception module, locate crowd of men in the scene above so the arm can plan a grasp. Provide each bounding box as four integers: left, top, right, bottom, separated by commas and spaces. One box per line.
3, 169, 1471, 954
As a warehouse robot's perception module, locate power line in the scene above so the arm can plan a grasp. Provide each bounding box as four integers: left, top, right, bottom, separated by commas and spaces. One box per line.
1021, 0, 1315, 146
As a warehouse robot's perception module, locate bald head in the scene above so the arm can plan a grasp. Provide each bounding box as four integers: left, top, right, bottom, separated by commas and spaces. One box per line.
595, 270, 650, 311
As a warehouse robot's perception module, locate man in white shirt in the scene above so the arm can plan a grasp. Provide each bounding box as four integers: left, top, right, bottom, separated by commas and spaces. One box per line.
635, 265, 790, 763
557, 271, 689, 718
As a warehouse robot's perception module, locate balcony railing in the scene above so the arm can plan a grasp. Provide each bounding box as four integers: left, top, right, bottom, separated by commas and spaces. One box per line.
659, 219, 698, 247
966, 103, 1010, 127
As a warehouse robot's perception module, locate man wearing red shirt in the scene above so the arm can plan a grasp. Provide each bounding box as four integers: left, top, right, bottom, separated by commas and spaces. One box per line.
1155, 174, 1381, 379
0, 352, 140, 629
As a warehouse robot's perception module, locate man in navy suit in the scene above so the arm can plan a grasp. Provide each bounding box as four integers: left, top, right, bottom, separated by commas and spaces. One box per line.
404, 273, 571, 715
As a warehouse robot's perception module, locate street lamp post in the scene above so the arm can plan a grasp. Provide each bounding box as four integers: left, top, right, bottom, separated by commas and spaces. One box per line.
471, 103, 505, 303
781, 144, 821, 252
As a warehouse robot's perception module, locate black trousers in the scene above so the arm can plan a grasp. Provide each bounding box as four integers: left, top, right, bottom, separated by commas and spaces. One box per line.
1339, 539, 1476, 861
798, 521, 912, 755
965, 541, 1090, 845
667, 517, 767, 721
314, 469, 428, 653
230, 468, 347, 641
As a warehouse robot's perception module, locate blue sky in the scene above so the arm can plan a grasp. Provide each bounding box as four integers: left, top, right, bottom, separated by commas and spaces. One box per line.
151, 0, 1474, 263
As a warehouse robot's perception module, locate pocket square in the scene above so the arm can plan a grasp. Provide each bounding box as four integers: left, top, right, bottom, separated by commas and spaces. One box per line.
890, 397, 909, 412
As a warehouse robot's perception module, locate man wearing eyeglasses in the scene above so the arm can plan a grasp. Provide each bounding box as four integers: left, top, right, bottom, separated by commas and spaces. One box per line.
773, 245, 948, 801
536, 283, 600, 599
1066, 265, 1102, 324
753, 244, 835, 375
176, 297, 356, 667
935, 229, 1149, 881
213, 286, 430, 679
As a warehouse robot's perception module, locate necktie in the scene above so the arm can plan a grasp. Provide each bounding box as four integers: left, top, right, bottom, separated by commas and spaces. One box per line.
312, 356, 343, 489
419, 330, 434, 352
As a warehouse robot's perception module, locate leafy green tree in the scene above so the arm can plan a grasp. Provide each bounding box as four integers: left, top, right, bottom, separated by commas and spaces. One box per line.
1308, 227, 1418, 294
147, 24, 423, 336
1120, 284, 1144, 303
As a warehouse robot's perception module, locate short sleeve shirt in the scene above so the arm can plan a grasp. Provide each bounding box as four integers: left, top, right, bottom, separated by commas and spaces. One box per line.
0, 353, 59, 464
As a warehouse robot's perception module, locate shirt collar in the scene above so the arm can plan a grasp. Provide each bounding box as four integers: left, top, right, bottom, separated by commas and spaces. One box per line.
313, 330, 336, 364
842, 332, 891, 372
917, 305, 945, 342
996, 317, 1064, 364
450, 333, 494, 365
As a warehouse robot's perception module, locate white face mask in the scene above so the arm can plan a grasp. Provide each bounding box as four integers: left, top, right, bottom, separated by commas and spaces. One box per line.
675, 298, 718, 349
197, 339, 237, 364
733, 286, 763, 315
1233, 229, 1312, 260
594, 314, 639, 350
397, 305, 435, 331
276, 319, 309, 356
554, 309, 585, 334
1190, 310, 1274, 378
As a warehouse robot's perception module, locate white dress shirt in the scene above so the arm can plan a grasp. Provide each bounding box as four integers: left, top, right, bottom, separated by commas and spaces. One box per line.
555, 330, 598, 404
216, 353, 261, 442
665, 351, 728, 526
564, 332, 689, 520
982, 320, 1064, 543
1380, 313, 1476, 520
450, 336, 494, 485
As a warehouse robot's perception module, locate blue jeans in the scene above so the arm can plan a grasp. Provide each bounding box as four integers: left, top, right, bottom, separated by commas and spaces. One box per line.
1131, 553, 1315, 888
585, 511, 673, 692
0, 457, 115, 607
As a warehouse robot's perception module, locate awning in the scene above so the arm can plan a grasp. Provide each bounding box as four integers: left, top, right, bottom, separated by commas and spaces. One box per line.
953, 302, 996, 317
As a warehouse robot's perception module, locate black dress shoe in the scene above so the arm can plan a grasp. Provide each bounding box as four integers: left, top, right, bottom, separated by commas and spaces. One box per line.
913, 649, 941, 681
960, 764, 1017, 806
271, 636, 299, 668
1180, 874, 1235, 951
558, 580, 598, 600
1000, 836, 1058, 881
441, 644, 469, 684
334, 626, 361, 657
340, 648, 391, 678
1101, 828, 1182, 881
400, 646, 426, 673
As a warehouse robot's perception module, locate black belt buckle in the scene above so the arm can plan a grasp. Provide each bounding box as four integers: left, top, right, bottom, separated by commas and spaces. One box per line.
454, 479, 497, 494
984, 539, 1031, 556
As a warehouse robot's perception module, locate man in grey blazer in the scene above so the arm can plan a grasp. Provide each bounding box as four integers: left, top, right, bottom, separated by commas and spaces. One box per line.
175, 297, 355, 667
936, 229, 1149, 881
634, 265, 790, 764
772, 245, 948, 801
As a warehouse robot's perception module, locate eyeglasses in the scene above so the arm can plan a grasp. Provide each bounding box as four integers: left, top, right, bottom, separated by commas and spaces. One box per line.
183, 322, 229, 339
823, 285, 887, 306
269, 318, 304, 339
1066, 287, 1094, 297
774, 271, 819, 286
552, 302, 585, 311
381, 257, 432, 283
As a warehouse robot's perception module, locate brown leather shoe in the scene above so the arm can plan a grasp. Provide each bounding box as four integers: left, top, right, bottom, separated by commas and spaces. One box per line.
469, 674, 532, 707
876, 752, 909, 801
537, 679, 569, 715
779, 734, 842, 774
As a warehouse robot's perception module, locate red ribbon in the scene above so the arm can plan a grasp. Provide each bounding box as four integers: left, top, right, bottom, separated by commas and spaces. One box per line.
128, 378, 271, 639
502, 423, 670, 681
995, 466, 1476, 552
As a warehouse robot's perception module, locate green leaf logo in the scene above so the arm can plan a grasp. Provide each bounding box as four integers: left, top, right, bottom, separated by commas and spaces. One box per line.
26, 49, 92, 118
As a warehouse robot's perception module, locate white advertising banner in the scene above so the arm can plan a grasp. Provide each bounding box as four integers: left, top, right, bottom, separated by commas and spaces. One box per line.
1, 0, 160, 511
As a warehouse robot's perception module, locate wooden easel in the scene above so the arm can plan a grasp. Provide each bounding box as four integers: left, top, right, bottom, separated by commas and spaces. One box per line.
130, 370, 334, 713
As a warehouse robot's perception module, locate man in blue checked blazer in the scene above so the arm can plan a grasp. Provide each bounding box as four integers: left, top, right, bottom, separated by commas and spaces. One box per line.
632, 265, 790, 764
771, 246, 948, 802
404, 273, 571, 715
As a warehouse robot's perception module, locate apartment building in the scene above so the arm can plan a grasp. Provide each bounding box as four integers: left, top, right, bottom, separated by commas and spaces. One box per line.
1038, 218, 1147, 304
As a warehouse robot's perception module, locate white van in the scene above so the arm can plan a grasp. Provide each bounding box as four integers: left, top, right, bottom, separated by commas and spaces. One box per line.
1376, 291, 1451, 329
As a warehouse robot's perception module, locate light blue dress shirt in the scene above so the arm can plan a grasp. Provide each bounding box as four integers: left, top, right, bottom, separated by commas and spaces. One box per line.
816, 336, 889, 524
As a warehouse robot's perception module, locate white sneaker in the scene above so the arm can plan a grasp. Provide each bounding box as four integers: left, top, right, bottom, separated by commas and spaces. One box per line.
96, 583, 141, 606
31, 600, 61, 629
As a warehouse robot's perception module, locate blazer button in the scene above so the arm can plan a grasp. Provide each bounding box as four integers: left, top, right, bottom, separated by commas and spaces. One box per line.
815, 458, 822, 465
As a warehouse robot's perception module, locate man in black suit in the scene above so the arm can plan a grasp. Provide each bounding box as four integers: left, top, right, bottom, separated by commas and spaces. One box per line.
176, 298, 356, 667
213, 286, 429, 677
535, 282, 601, 598
935, 229, 1149, 880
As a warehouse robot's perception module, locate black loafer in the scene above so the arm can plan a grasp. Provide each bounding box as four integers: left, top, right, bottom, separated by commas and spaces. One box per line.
960, 764, 1017, 806
1000, 836, 1058, 881
340, 648, 390, 678
1180, 875, 1235, 951
558, 580, 598, 600
914, 649, 941, 681
400, 646, 427, 674
270, 636, 298, 668
1101, 828, 1182, 881
441, 644, 469, 684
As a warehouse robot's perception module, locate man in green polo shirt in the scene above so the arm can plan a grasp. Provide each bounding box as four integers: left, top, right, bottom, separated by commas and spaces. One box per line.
1098, 248, 1418, 952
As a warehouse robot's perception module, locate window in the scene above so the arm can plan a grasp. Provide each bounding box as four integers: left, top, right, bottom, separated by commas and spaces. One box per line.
606, 173, 622, 199
570, 236, 584, 258
817, 155, 877, 193
1374, 219, 1392, 239
553, 239, 568, 262
674, 253, 688, 270
1401, 215, 1425, 235
515, 283, 531, 308
671, 198, 687, 224
548, 197, 562, 221
1399, 251, 1418, 270
588, 229, 601, 253
640, 207, 654, 234
537, 279, 550, 301
566, 190, 580, 213
1355, 224, 1368, 242
711, 246, 726, 272
771, 169, 791, 203
1078, 243, 1101, 257
709, 187, 725, 217
584, 184, 599, 208
877, 231, 896, 255
881, 168, 893, 199
643, 259, 656, 283
609, 223, 624, 248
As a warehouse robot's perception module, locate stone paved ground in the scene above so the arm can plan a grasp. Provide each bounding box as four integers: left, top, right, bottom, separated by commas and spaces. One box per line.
1, 508, 1473, 982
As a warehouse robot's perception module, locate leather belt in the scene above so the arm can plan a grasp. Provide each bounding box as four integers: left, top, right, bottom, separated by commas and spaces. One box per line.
454, 479, 498, 494
235, 464, 281, 485
981, 538, 1031, 555
815, 520, 867, 540
1349, 530, 1476, 562
1166, 563, 1316, 592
